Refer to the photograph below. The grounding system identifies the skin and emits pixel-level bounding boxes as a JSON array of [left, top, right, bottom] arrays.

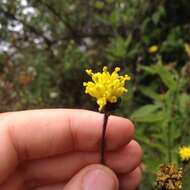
[[0, 109, 143, 190]]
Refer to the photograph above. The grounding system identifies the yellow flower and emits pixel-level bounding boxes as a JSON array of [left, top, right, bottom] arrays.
[[83, 66, 130, 111], [95, 1, 104, 9], [184, 43, 190, 57], [179, 146, 190, 161], [148, 45, 158, 54]]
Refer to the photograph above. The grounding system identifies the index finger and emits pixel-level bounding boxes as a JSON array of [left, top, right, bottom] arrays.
[[0, 109, 134, 182]]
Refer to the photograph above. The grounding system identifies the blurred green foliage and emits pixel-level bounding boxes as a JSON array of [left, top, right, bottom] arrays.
[[0, 0, 190, 189]]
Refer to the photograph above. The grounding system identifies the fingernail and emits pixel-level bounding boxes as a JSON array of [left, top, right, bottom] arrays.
[[83, 169, 115, 190]]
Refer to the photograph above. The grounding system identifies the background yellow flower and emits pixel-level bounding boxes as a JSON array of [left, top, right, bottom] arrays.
[[148, 45, 159, 54], [179, 146, 190, 161]]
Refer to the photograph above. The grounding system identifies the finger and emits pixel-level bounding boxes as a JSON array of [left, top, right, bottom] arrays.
[[107, 140, 142, 174], [1, 140, 142, 189], [119, 166, 142, 190], [63, 164, 119, 190], [33, 166, 143, 190], [0, 172, 66, 190], [33, 182, 66, 190], [20, 141, 142, 188], [0, 171, 25, 190], [29, 167, 143, 190], [0, 109, 134, 183]]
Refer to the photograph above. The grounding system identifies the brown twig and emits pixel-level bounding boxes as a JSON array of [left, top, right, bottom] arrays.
[[100, 112, 110, 164]]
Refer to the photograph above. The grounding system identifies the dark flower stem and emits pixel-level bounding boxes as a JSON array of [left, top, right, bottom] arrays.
[[100, 112, 110, 164]]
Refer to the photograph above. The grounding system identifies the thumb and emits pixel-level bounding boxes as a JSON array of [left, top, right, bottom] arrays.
[[64, 164, 119, 190]]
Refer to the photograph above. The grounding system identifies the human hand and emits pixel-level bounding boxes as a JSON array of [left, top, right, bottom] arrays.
[[0, 109, 142, 190]]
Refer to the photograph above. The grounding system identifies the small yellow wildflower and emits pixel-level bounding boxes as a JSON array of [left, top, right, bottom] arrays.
[[95, 1, 104, 9], [155, 164, 183, 190], [179, 146, 190, 161], [83, 66, 130, 111], [148, 45, 159, 54], [184, 43, 190, 58]]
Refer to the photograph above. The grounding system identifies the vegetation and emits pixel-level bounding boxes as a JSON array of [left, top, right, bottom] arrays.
[[0, 0, 190, 189]]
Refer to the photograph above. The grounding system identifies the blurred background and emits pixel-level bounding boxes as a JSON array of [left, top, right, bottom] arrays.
[[0, 0, 190, 189]]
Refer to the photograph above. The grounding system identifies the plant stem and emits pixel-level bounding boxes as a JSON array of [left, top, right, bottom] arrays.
[[167, 123, 172, 163], [100, 112, 110, 164], [182, 162, 190, 178]]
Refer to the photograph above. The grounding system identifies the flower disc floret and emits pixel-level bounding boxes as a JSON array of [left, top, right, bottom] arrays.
[[83, 66, 130, 111], [179, 146, 190, 161]]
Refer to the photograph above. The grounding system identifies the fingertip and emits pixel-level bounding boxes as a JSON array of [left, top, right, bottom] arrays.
[[119, 166, 143, 190], [64, 164, 119, 190], [106, 115, 135, 150], [106, 140, 143, 174]]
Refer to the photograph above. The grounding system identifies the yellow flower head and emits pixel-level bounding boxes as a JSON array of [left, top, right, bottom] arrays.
[[148, 45, 158, 54], [83, 66, 130, 111], [179, 146, 190, 161]]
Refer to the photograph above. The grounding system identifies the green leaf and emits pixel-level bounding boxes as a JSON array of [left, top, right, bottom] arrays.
[[139, 65, 157, 74], [179, 93, 190, 113], [131, 104, 165, 123], [152, 6, 166, 25], [133, 112, 165, 123], [140, 61, 177, 90], [106, 35, 132, 60], [139, 86, 161, 101], [131, 104, 161, 117], [156, 63, 177, 90]]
